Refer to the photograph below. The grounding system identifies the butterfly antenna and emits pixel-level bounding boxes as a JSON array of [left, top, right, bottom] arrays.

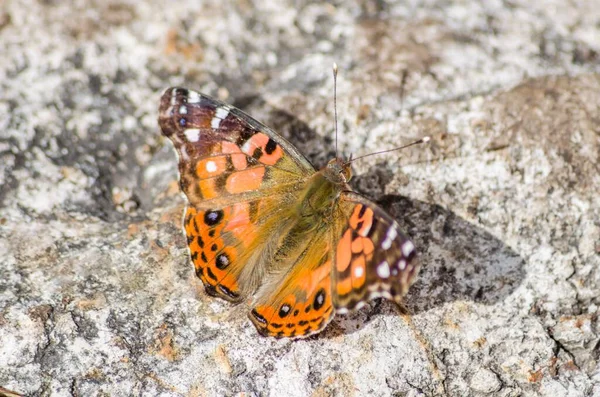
[[348, 136, 431, 164], [333, 62, 339, 159]]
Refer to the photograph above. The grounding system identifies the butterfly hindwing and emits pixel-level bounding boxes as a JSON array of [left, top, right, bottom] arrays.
[[159, 88, 315, 210], [184, 204, 250, 301], [248, 229, 335, 339], [332, 192, 420, 312]]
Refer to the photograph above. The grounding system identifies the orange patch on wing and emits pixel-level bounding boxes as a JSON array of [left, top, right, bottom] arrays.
[[221, 141, 247, 170], [362, 237, 375, 255], [260, 146, 283, 166], [336, 276, 353, 296], [224, 204, 256, 247], [357, 208, 373, 237], [349, 205, 374, 237], [351, 237, 363, 254], [253, 304, 276, 325], [336, 229, 352, 272], [242, 133, 283, 166], [225, 203, 250, 231], [199, 178, 219, 199], [196, 156, 227, 179], [225, 167, 265, 194], [242, 133, 268, 153], [301, 262, 330, 291], [351, 256, 367, 289], [250, 257, 333, 338], [217, 272, 240, 295]]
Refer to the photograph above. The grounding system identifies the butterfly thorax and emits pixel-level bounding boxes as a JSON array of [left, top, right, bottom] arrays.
[[293, 158, 352, 221]]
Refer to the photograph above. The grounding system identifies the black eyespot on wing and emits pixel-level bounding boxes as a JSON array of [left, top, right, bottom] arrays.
[[278, 304, 292, 318], [204, 210, 224, 226], [313, 288, 326, 311], [216, 253, 230, 270]]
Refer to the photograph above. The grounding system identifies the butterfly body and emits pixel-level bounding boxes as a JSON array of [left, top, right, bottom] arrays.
[[159, 87, 420, 338]]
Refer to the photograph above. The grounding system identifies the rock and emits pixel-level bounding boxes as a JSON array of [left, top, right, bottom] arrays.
[[470, 368, 502, 394], [1, 1, 599, 396]]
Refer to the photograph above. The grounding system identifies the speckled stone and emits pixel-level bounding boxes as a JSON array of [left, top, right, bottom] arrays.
[[1, 1, 599, 396]]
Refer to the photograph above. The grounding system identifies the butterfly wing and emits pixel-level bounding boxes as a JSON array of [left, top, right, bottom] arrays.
[[160, 88, 315, 301], [332, 192, 420, 312], [248, 228, 335, 339], [159, 88, 315, 209]]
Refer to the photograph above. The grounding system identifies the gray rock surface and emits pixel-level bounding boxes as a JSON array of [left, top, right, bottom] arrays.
[[1, 1, 599, 396]]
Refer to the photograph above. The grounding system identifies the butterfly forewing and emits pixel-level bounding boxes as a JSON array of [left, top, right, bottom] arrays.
[[159, 88, 314, 210], [332, 192, 420, 312]]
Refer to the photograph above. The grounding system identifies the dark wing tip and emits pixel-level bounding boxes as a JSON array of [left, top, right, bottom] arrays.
[[158, 87, 190, 138]]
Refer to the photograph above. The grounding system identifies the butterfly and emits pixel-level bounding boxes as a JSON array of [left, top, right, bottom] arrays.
[[158, 85, 421, 339]]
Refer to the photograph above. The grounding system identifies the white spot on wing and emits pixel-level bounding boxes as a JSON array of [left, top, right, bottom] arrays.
[[211, 106, 230, 130], [215, 106, 229, 119], [206, 160, 217, 173], [377, 261, 390, 278], [397, 259, 407, 270], [241, 139, 253, 153], [402, 241, 415, 257], [187, 91, 200, 103], [381, 227, 397, 250], [184, 129, 200, 142], [354, 266, 364, 278], [179, 105, 187, 114]]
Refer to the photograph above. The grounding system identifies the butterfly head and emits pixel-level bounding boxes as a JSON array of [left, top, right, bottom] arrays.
[[324, 157, 352, 185]]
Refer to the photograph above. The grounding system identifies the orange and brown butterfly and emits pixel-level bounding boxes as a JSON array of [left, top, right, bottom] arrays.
[[159, 75, 422, 339]]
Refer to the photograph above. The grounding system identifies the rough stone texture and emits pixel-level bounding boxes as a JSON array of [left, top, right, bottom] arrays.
[[1, 1, 599, 396]]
